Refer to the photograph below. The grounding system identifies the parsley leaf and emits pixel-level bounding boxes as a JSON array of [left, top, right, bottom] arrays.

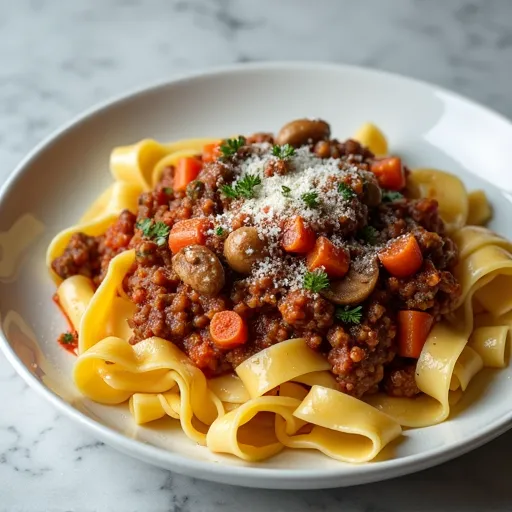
[[301, 191, 320, 209], [281, 185, 291, 197], [136, 218, 153, 237], [361, 226, 378, 245], [335, 306, 363, 324], [338, 182, 355, 200], [220, 136, 246, 158], [152, 222, 171, 246], [221, 174, 262, 199], [382, 190, 404, 202], [303, 269, 330, 293], [215, 226, 225, 236], [220, 184, 239, 199], [163, 187, 173, 195], [62, 332, 75, 344], [272, 144, 295, 160], [136, 219, 170, 247]]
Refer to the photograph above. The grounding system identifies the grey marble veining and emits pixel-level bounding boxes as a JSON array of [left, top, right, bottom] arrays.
[[1, 0, 512, 510]]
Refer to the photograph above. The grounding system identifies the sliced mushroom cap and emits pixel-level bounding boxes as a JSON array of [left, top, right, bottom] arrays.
[[172, 245, 225, 296], [276, 119, 331, 148], [321, 256, 379, 305]]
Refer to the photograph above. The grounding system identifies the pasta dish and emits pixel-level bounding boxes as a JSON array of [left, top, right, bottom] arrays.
[[47, 118, 510, 463]]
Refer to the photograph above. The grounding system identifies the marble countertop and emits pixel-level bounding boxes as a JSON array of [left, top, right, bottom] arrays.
[[2, 0, 512, 510]]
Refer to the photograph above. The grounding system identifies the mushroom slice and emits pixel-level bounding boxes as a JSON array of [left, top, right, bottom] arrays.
[[321, 256, 379, 305]]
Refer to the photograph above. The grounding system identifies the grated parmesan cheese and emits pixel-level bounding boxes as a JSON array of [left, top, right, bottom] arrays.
[[211, 145, 374, 292]]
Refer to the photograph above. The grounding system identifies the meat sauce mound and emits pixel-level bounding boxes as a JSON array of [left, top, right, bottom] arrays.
[[51, 120, 461, 399]]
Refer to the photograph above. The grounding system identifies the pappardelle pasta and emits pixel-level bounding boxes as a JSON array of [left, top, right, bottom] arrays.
[[47, 118, 509, 463]]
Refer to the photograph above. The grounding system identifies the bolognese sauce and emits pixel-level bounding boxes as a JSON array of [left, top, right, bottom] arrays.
[[51, 119, 461, 399]]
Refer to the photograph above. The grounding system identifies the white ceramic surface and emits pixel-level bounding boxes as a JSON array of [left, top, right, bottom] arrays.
[[1, 62, 511, 490]]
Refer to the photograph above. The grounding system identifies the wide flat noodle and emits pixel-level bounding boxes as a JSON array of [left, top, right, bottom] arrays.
[[368, 227, 512, 427], [470, 324, 510, 368], [74, 336, 223, 445], [56, 275, 95, 330], [408, 168, 468, 233], [79, 249, 136, 353], [110, 138, 217, 191], [206, 394, 301, 461], [277, 384, 401, 463], [467, 190, 493, 226], [235, 338, 330, 398], [206, 340, 401, 462]]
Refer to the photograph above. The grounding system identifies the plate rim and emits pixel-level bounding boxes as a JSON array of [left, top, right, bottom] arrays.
[[1, 61, 512, 489]]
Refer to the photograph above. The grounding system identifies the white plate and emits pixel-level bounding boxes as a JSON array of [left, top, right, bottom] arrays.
[[1, 62, 512, 490]]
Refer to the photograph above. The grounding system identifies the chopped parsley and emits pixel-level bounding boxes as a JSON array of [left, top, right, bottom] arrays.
[[335, 306, 363, 324], [215, 226, 225, 236], [337, 182, 355, 200], [382, 190, 404, 202], [272, 144, 295, 160], [281, 185, 291, 197], [303, 269, 330, 293], [361, 225, 378, 245], [61, 332, 75, 344], [163, 187, 173, 195], [221, 174, 262, 199], [301, 191, 320, 209], [136, 219, 170, 247], [136, 218, 153, 235], [219, 136, 246, 158]]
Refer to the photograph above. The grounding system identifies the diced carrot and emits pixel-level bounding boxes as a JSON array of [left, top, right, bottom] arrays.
[[202, 142, 221, 163], [168, 218, 210, 253], [173, 157, 202, 192], [397, 310, 434, 358], [210, 310, 248, 349], [282, 216, 316, 253], [378, 234, 423, 277], [371, 157, 405, 191], [307, 236, 350, 278]]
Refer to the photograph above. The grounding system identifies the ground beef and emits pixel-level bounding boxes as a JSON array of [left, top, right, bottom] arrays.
[[382, 360, 421, 397], [387, 259, 460, 318], [51, 232, 101, 281], [326, 294, 396, 397], [314, 138, 374, 162]]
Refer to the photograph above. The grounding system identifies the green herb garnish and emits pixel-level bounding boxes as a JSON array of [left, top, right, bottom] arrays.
[[301, 191, 320, 209], [215, 226, 225, 236], [272, 144, 295, 160], [337, 182, 355, 200], [136, 218, 153, 236], [221, 174, 262, 199], [281, 185, 291, 197], [219, 136, 246, 158], [382, 190, 404, 202], [136, 219, 170, 247], [163, 187, 173, 195], [361, 226, 378, 245], [335, 306, 363, 324], [62, 332, 75, 344], [303, 269, 330, 293]]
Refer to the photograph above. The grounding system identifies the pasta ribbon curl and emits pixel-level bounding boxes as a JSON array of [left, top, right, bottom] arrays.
[[206, 339, 402, 462]]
